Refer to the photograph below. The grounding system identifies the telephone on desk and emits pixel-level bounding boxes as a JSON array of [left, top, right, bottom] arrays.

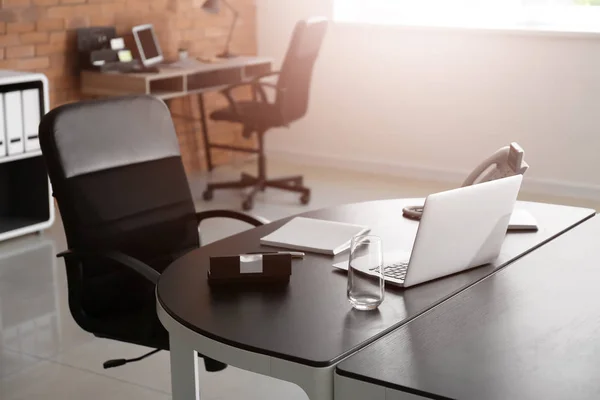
[[403, 142, 529, 220]]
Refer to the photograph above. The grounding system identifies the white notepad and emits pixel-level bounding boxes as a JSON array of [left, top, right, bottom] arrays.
[[260, 217, 370, 255]]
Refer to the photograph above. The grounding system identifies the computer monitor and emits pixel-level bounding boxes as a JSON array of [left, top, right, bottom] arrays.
[[132, 24, 163, 66]]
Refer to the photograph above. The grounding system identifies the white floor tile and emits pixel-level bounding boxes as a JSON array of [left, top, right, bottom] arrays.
[[0, 349, 42, 380], [0, 237, 94, 359], [53, 338, 308, 399], [0, 360, 171, 400]]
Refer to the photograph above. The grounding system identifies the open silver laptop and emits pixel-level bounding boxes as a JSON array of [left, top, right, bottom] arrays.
[[333, 175, 523, 288]]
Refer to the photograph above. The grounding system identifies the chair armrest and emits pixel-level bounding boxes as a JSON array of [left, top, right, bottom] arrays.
[[222, 80, 280, 94], [251, 71, 281, 82], [220, 71, 283, 107], [57, 249, 160, 285], [259, 82, 278, 90], [250, 71, 281, 100], [195, 210, 269, 227], [222, 71, 280, 93]]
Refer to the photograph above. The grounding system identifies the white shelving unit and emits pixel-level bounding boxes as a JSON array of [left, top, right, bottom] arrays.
[[0, 71, 54, 242]]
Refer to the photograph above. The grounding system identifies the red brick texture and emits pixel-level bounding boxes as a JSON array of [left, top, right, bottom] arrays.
[[0, 0, 257, 172]]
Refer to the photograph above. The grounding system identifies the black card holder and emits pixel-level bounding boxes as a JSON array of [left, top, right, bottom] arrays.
[[208, 253, 292, 286]]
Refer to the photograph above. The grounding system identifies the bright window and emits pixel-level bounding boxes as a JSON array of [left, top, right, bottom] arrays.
[[334, 0, 600, 33]]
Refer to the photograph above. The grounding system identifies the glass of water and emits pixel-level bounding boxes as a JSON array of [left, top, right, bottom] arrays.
[[347, 235, 384, 311]]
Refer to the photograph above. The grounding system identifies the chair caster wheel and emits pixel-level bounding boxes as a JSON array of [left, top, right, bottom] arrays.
[[300, 193, 310, 205], [242, 199, 253, 211], [203, 190, 213, 201]]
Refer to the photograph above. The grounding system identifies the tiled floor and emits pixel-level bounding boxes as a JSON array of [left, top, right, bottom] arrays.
[[0, 159, 597, 400]]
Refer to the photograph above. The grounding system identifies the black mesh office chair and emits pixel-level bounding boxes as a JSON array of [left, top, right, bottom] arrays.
[[39, 95, 266, 371], [202, 17, 328, 211]]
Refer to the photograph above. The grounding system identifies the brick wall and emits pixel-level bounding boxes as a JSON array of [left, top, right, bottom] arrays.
[[0, 0, 257, 172]]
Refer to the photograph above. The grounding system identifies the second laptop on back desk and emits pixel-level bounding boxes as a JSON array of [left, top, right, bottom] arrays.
[[333, 175, 524, 288]]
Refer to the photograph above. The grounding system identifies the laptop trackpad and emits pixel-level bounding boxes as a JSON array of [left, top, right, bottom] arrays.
[[333, 250, 411, 272]]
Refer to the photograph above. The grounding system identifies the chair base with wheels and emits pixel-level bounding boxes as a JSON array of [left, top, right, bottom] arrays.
[[203, 173, 311, 211], [202, 131, 311, 211]]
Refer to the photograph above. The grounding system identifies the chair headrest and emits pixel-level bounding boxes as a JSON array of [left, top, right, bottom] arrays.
[[294, 17, 328, 59], [40, 95, 180, 179]]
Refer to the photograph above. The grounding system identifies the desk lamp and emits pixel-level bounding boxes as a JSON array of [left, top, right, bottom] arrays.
[[202, 0, 239, 58]]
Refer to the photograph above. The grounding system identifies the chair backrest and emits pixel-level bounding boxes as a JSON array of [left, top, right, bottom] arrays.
[[276, 17, 328, 124], [39, 95, 199, 316]]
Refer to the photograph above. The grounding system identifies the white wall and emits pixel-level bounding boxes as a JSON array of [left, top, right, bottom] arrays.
[[257, 0, 600, 199]]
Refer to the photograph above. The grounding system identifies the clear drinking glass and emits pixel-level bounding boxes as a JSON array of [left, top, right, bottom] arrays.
[[347, 235, 384, 310]]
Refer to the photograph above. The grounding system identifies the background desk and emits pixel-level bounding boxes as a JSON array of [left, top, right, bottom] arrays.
[[336, 214, 600, 400], [80, 57, 272, 171], [156, 199, 594, 400], [80, 57, 272, 100]]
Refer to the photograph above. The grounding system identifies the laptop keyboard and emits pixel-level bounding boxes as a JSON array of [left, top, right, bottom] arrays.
[[370, 262, 409, 281]]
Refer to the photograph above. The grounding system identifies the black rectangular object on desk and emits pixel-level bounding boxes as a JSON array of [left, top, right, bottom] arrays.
[[208, 253, 291, 286], [90, 48, 119, 64]]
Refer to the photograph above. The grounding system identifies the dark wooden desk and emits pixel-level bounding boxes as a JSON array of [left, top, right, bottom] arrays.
[[336, 214, 600, 400], [156, 199, 595, 400]]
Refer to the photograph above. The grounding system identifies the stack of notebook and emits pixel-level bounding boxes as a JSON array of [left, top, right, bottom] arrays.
[[260, 217, 370, 255]]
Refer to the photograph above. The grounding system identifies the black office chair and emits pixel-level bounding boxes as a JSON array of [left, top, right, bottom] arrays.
[[202, 17, 328, 211], [39, 95, 267, 371]]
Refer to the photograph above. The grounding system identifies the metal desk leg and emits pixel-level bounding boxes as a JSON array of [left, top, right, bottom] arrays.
[[170, 335, 200, 400], [197, 93, 214, 172], [270, 357, 335, 400]]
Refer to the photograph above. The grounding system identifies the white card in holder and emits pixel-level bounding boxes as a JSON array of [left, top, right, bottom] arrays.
[[240, 254, 264, 274]]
